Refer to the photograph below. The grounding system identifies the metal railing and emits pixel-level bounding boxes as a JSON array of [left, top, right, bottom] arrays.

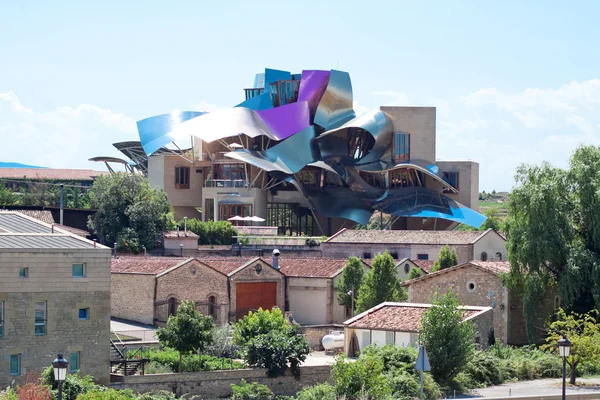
[[112, 329, 158, 342], [204, 179, 249, 188]]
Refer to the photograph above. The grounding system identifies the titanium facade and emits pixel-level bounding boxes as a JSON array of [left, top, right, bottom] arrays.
[[137, 69, 485, 234]]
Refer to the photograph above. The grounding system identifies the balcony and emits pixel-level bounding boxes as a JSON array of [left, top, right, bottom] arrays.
[[204, 179, 249, 188], [244, 88, 264, 100]]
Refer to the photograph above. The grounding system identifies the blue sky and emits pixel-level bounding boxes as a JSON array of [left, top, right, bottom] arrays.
[[2, 0, 600, 191]]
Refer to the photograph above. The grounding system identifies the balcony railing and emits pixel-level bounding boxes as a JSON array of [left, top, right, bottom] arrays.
[[204, 179, 249, 188]]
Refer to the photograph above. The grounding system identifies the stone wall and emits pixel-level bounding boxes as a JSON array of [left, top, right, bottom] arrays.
[[110, 366, 332, 398], [301, 325, 344, 350], [111, 273, 155, 325], [407, 264, 507, 344]]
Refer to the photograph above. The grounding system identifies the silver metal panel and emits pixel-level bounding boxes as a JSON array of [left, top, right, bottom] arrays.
[[0, 213, 52, 233], [0, 235, 95, 249], [313, 70, 355, 130]]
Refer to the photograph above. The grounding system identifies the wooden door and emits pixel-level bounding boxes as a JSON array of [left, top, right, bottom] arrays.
[[236, 282, 277, 319]]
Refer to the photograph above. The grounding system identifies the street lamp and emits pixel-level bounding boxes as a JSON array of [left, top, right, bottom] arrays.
[[347, 287, 354, 318], [52, 354, 69, 400], [558, 335, 571, 400]]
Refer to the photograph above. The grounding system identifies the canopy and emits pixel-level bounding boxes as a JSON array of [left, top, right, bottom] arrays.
[[247, 216, 265, 222], [227, 216, 245, 221]]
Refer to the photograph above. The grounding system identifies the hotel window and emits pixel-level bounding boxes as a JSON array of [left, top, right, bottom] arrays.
[[35, 301, 47, 335], [72, 263, 86, 277], [417, 254, 429, 260], [394, 133, 410, 161], [0, 301, 3, 337], [10, 354, 20, 375], [443, 171, 459, 192], [70, 352, 80, 373], [19, 267, 28, 278], [175, 167, 190, 189], [219, 204, 252, 221], [79, 308, 89, 320]]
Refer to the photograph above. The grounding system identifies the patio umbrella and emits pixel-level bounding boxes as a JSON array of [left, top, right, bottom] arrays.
[[247, 216, 266, 222], [227, 216, 244, 221]]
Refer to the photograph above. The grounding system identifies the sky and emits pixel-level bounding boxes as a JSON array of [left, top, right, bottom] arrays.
[[2, 0, 600, 192]]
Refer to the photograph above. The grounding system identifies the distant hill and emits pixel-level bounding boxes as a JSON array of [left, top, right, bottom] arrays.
[[479, 191, 509, 217], [0, 162, 45, 169]]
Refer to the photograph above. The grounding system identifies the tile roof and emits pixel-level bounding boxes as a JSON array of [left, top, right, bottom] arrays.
[[411, 259, 435, 273], [163, 230, 199, 239], [402, 260, 511, 286], [0, 168, 108, 181], [199, 257, 259, 275], [111, 256, 193, 274], [278, 258, 350, 278], [325, 228, 489, 245], [346, 302, 488, 332]]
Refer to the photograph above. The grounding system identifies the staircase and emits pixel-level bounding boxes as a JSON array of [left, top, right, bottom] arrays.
[[110, 334, 148, 376]]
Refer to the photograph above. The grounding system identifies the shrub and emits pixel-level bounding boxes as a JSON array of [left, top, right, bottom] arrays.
[[136, 391, 177, 400], [230, 379, 273, 400], [128, 347, 245, 372], [233, 308, 288, 346], [180, 219, 237, 245], [205, 325, 238, 358], [294, 383, 336, 400], [41, 367, 99, 400], [77, 388, 136, 400], [332, 354, 392, 399], [0, 387, 18, 400], [16, 382, 53, 400], [144, 361, 173, 375]]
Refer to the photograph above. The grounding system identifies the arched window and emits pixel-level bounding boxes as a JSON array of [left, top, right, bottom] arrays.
[[168, 297, 179, 317], [208, 295, 217, 320], [481, 252, 488, 261], [495, 252, 502, 260], [404, 264, 410, 274]]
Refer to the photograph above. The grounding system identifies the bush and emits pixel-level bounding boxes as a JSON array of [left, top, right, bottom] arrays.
[[144, 361, 173, 375], [230, 379, 273, 400], [128, 347, 245, 372], [294, 383, 336, 400], [41, 367, 99, 400], [0, 387, 18, 400], [77, 388, 136, 400], [136, 391, 177, 400], [180, 219, 237, 245], [332, 354, 392, 399], [205, 325, 238, 358], [233, 308, 288, 346]]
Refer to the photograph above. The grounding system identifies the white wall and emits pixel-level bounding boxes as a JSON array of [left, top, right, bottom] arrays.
[[473, 230, 508, 261], [287, 277, 328, 325], [394, 332, 412, 347]]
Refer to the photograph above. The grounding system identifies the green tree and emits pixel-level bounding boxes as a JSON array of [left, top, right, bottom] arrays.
[[355, 252, 406, 312], [178, 218, 237, 245], [0, 181, 17, 206], [541, 308, 600, 384], [420, 291, 475, 384], [332, 354, 392, 399], [230, 379, 273, 400], [87, 173, 172, 251], [430, 244, 458, 272], [505, 145, 600, 340], [232, 308, 288, 346], [156, 300, 215, 372], [407, 267, 423, 280], [336, 256, 365, 312]]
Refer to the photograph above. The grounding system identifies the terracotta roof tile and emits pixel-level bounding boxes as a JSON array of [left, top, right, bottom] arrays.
[[411, 259, 435, 273], [402, 260, 511, 286], [163, 230, 199, 239], [469, 260, 511, 274], [199, 257, 258, 275], [326, 228, 489, 245], [347, 302, 483, 332], [278, 258, 349, 278], [111, 256, 192, 274], [0, 168, 108, 181]]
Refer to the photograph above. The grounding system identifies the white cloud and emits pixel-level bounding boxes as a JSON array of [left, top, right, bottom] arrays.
[[353, 101, 370, 117], [371, 90, 410, 106], [0, 91, 138, 170]]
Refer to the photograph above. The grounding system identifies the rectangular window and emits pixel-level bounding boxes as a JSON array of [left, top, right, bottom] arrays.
[[72, 263, 85, 277], [78, 308, 89, 320], [394, 133, 410, 161], [443, 171, 459, 192], [363, 252, 372, 259], [175, 167, 190, 189], [19, 267, 28, 278], [0, 301, 3, 337], [417, 254, 429, 260], [70, 352, 80, 373], [390, 252, 398, 260], [218, 204, 252, 221], [10, 354, 20, 375], [204, 198, 215, 222], [386, 331, 395, 345], [35, 301, 47, 335]]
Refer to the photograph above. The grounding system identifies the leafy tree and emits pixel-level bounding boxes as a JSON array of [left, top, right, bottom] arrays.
[[430, 244, 458, 272], [541, 308, 600, 384], [156, 300, 215, 372], [230, 379, 273, 400], [0, 181, 17, 206], [178, 218, 237, 245], [331, 354, 392, 399], [505, 146, 600, 340], [87, 173, 172, 250], [480, 208, 503, 231], [336, 256, 365, 312], [407, 267, 423, 280], [233, 308, 288, 346], [355, 252, 406, 312], [420, 291, 475, 384], [245, 324, 310, 377]]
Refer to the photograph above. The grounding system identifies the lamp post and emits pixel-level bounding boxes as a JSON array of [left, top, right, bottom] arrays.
[[558, 335, 571, 400], [347, 287, 354, 318], [52, 354, 69, 400]]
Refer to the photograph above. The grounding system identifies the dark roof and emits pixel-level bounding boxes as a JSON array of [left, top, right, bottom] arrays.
[[411, 259, 435, 273], [111, 257, 194, 275], [0, 168, 108, 181], [163, 230, 199, 239], [278, 258, 351, 278], [325, 228, 492, 245], [402, 260, 511, 286], [345, 302, 489, 332]]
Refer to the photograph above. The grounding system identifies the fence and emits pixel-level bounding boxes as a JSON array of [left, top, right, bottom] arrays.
[[112, 329, 157, 342]]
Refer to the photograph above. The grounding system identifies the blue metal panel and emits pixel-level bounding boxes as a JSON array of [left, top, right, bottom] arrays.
[[236, 92, 273, 110], [314, 70, 355, 130], [137, 111, 204, 155]]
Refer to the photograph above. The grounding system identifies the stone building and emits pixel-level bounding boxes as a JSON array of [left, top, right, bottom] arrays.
[[402, 260, 555, 345], [322, 228, 507, 265], [343, 302, 493, 356], [0, 211, 111, 386]]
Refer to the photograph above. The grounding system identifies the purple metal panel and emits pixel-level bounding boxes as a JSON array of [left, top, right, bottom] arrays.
[[297, 70, 330, 117], [255, 101, 311, 141]]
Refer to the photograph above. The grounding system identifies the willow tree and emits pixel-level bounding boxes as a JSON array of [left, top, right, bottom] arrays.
[[505, 145, 600, 342]]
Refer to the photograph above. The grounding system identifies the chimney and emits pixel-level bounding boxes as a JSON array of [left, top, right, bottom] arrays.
[[272, 249, 280, 270], [113, 242, 117, 258], [93, 239, 97, 248], [51, 224, 54, 233]]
